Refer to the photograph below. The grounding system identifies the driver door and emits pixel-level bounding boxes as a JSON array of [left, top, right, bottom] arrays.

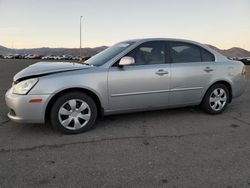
[[107, 41, 171, 112]]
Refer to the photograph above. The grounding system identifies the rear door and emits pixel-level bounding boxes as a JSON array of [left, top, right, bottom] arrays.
[[168, 41, 216, 106], [108, 41, 171, 112]]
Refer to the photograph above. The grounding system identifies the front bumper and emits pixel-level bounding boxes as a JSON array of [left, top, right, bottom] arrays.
[[5, 88, 51, 123]]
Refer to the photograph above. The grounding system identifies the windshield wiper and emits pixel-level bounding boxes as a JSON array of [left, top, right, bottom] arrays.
[[83, 62, 94, 66]]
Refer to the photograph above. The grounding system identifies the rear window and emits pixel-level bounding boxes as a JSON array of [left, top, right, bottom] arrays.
[[170, 43, 201, 63], [169, 42, 215, 63]]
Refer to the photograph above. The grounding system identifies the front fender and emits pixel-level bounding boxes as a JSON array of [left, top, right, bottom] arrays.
[[29, 69, 108, 109]]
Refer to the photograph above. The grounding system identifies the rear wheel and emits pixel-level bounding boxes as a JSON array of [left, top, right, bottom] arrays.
[[202, 84, 229, 114], [50, 92, 97, 134]]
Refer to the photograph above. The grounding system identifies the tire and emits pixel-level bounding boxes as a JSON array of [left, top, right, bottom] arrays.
[[50, 92, 97, 134], [201, 84, 230, 114]]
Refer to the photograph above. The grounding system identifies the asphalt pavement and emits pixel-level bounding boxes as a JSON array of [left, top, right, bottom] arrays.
[[0, 59, 250, 188]]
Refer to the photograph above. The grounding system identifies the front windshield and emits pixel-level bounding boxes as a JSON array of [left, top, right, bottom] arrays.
[[85, 41, 135, 66]]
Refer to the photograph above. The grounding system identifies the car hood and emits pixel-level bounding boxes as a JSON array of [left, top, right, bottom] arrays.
[[14, 61, 92, 82]]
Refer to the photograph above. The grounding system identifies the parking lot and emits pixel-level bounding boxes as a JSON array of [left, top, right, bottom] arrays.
[[0, 59, 250, 187]]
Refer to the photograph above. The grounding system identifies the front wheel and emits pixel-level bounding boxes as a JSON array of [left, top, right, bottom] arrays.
[[202, 84, 230, 114], [50, 92, 97, 134]]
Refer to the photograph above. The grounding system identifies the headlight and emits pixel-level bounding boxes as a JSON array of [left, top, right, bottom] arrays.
[[13, 78, 39, 95]]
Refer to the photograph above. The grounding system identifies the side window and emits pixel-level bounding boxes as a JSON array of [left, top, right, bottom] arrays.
[[201, 49, 215, 62], [169, 42, 201, 63], [127, 42, 165, 65]]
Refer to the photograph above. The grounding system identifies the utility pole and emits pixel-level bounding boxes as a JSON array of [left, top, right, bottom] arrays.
[[80, 16, 83, 61]]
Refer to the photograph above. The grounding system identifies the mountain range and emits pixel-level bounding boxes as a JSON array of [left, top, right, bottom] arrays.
[[207, 45, 250, 58], [0, 44, 250, 58], [0, 45, 108, 57]]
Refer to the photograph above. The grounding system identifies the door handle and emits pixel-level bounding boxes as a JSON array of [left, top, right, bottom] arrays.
[[155, 69, 169, 76], [204, 67, 214, 73]]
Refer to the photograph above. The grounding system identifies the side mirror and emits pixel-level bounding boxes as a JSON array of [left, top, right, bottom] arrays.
[[118, 56, 135, 66]]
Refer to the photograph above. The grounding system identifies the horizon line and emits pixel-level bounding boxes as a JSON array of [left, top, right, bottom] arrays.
[[1, 44, 250, 52]]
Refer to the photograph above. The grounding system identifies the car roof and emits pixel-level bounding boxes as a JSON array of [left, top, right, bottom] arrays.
[[122, 38, 205, 46]]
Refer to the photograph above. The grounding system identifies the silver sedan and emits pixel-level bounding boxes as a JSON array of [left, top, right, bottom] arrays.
[[5, 38, 247, 134]]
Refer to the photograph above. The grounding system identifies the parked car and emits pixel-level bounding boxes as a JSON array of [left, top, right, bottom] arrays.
[[64, 55, 74, 60], [82, 56, 91, 61], [4, 54, 14, 59], [5, 38, 247, 134], [52, 55, 61, 60], [239, 57, 250, 65], [13, 54, 23, 59], [48, 55, 57, 60], [42, 55, 75, 60], [0, 55, 4, 59], [25, 54, 42, 59], [72, 56, 81, 61], [41, 55, 50, 60]]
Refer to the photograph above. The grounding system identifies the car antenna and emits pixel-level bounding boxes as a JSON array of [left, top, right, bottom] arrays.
[[79, 16, 83, 64]]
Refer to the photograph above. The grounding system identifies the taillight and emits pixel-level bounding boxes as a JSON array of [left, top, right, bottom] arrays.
[[241, 66, 247, 76]]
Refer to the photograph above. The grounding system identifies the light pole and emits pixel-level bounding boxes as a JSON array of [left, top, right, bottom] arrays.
[[80, 16, 83, 60]]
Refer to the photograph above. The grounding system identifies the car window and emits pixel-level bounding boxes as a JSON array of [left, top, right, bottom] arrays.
[[127, 42, 166, 65], [169, 42, 201, 63], [201, 49, 215, 62]]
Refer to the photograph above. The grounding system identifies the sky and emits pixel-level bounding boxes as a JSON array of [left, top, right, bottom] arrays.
[[0, 0, 249, 50]]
